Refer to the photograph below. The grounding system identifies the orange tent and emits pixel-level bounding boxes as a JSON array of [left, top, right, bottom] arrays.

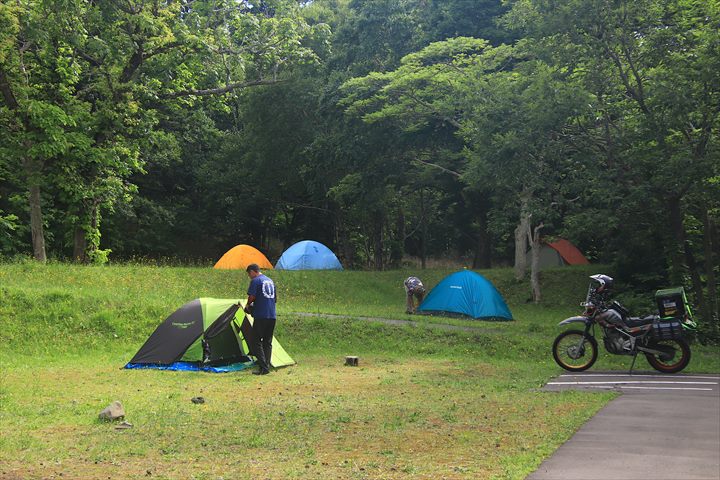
[[546, 239, 589, 265], [214, 244, 274, 270], [526, 238, 590, 269]]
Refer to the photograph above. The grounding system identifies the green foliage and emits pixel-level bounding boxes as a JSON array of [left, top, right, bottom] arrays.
[[341, 37, 493, 130], [0, 0, 324, 261], [0, 211, 19, 255]]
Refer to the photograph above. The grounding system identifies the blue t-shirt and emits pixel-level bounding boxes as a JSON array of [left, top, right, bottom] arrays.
[[247, 274, 276, 319]]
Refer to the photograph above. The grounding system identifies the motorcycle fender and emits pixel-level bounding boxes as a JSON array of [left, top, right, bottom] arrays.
[[558, 316, 590, 326]]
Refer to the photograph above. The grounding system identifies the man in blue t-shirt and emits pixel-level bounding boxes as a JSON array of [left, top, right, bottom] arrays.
[[244, 263, 277, 375]]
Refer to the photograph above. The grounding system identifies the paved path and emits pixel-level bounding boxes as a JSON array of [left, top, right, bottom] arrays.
[[528, 372, 720, 480]]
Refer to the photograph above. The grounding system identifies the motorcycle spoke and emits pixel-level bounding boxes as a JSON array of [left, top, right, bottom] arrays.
[[645, 339, 690, 373], [555, 333, 595, 370]]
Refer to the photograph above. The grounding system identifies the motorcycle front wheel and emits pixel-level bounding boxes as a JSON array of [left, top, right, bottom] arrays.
[[552, 329, 598, 372], [645, 338, 691, 373]]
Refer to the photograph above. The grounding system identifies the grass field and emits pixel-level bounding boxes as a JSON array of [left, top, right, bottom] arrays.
[[1, 262, 718, 479]]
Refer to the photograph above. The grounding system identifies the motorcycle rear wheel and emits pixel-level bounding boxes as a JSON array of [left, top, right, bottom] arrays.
[[645, 338, 691, 373], [552, 329, 598, 372]]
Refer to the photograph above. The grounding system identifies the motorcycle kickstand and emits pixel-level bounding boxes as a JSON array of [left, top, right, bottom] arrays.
[[628, 353, 638, 375]]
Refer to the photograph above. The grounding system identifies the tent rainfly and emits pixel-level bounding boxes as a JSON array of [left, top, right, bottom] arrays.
[[417, 270, 513, 320], [275, 240, 343, 270], [525, 238, 590, 270], [125, 298, 294, 372], [214, 244, 273, 270]]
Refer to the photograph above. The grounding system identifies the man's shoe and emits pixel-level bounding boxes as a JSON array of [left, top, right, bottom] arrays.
[[252, 370, 270, 375]]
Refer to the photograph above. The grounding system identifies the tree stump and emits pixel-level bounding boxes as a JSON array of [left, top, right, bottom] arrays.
[[344, 356, 359, 366]]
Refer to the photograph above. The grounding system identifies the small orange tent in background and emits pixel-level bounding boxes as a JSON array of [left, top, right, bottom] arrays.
[[526, 238, 590, 269], [546, 238, 589, 265], [214, 244, 274, 270]]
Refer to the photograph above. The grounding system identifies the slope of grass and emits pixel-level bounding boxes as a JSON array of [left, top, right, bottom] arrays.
[[0, 262, 611, 344], [0, 262, 717, 480]]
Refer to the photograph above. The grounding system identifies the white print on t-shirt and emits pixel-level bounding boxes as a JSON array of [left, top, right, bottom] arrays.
[[262, 280, 275, 299]]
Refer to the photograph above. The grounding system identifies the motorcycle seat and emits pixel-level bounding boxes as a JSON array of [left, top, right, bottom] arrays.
[[625, 315, 657, 328]]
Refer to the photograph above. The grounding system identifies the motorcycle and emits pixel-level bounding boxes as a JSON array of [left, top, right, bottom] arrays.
[[552, 274, 692, 374]]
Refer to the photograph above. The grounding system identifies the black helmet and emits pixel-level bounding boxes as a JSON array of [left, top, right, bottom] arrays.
[[589, 274, 613, 293]]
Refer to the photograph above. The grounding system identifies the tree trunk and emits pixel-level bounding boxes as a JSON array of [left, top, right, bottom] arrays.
[[28, 183, 47, 262], [683, 238, 707, 323], [73, 199, 104, 263], [336, 212, 354, 268], [389, 207, 404, 268], [331, 203, 340, 258], [372, 212, 384, 271], [3, 71, 47, 262], [703, 209, 718, 335], [420, 189, 427, 270], [73, 226, 88, 263], [668, 196, 709, 321], [87, 201, 100, 260], [514, 198, 531, 280], [472, 206, 491, 269], [667, 196, 687, 285], [528, 222, 544, 303], [5, 73, 46, 262]]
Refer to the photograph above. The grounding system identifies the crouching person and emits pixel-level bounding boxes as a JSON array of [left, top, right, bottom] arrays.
[[404, 276, 425, 314]]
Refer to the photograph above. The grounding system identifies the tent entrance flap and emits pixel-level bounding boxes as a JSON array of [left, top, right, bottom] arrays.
[[180, 325, 247, 364]]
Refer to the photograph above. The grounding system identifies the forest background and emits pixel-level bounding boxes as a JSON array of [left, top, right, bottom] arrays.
[[0, 0, 717, 337]]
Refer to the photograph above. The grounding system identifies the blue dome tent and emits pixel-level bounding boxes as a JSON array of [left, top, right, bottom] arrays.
[[275, 240, 343, 270], [417, 270, 513, 320]]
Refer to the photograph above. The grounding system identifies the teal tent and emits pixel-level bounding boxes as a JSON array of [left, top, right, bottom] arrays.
[[417, 271, 513, 320]]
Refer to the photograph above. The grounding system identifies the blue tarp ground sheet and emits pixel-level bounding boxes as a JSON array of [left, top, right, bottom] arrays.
[[124, 361, 255, 373]]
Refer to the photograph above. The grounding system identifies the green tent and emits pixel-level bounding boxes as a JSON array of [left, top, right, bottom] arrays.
[[125, 298, 294, 371]]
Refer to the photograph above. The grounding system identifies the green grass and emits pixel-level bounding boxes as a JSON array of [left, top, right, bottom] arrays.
[[0, 262, 718, 479]]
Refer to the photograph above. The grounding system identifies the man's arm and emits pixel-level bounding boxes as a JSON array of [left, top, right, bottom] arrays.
[[245, 294, 256, 313]]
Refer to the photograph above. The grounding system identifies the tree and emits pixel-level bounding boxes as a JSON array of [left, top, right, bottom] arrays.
[[460, 56, 592, 299], [0, 0, 322, 262], [506, 0, 720, 318], [340, 38, 501, 267], [341, 38, 591, 292]]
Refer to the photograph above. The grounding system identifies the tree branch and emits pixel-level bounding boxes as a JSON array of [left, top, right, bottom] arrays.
[[602, 42, 651, 116], [285, 202, 331, 213], [404, 90, 462, 129], [145, 41, 184, 60], [618, 35, 649, 113], [120, 42, 144, 83], [527, 222, 544, 246], [73, 47, 103, 68], [159, 78, 283, 99], [19, 41, 33, 54], [412, 157, 462, 178]]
